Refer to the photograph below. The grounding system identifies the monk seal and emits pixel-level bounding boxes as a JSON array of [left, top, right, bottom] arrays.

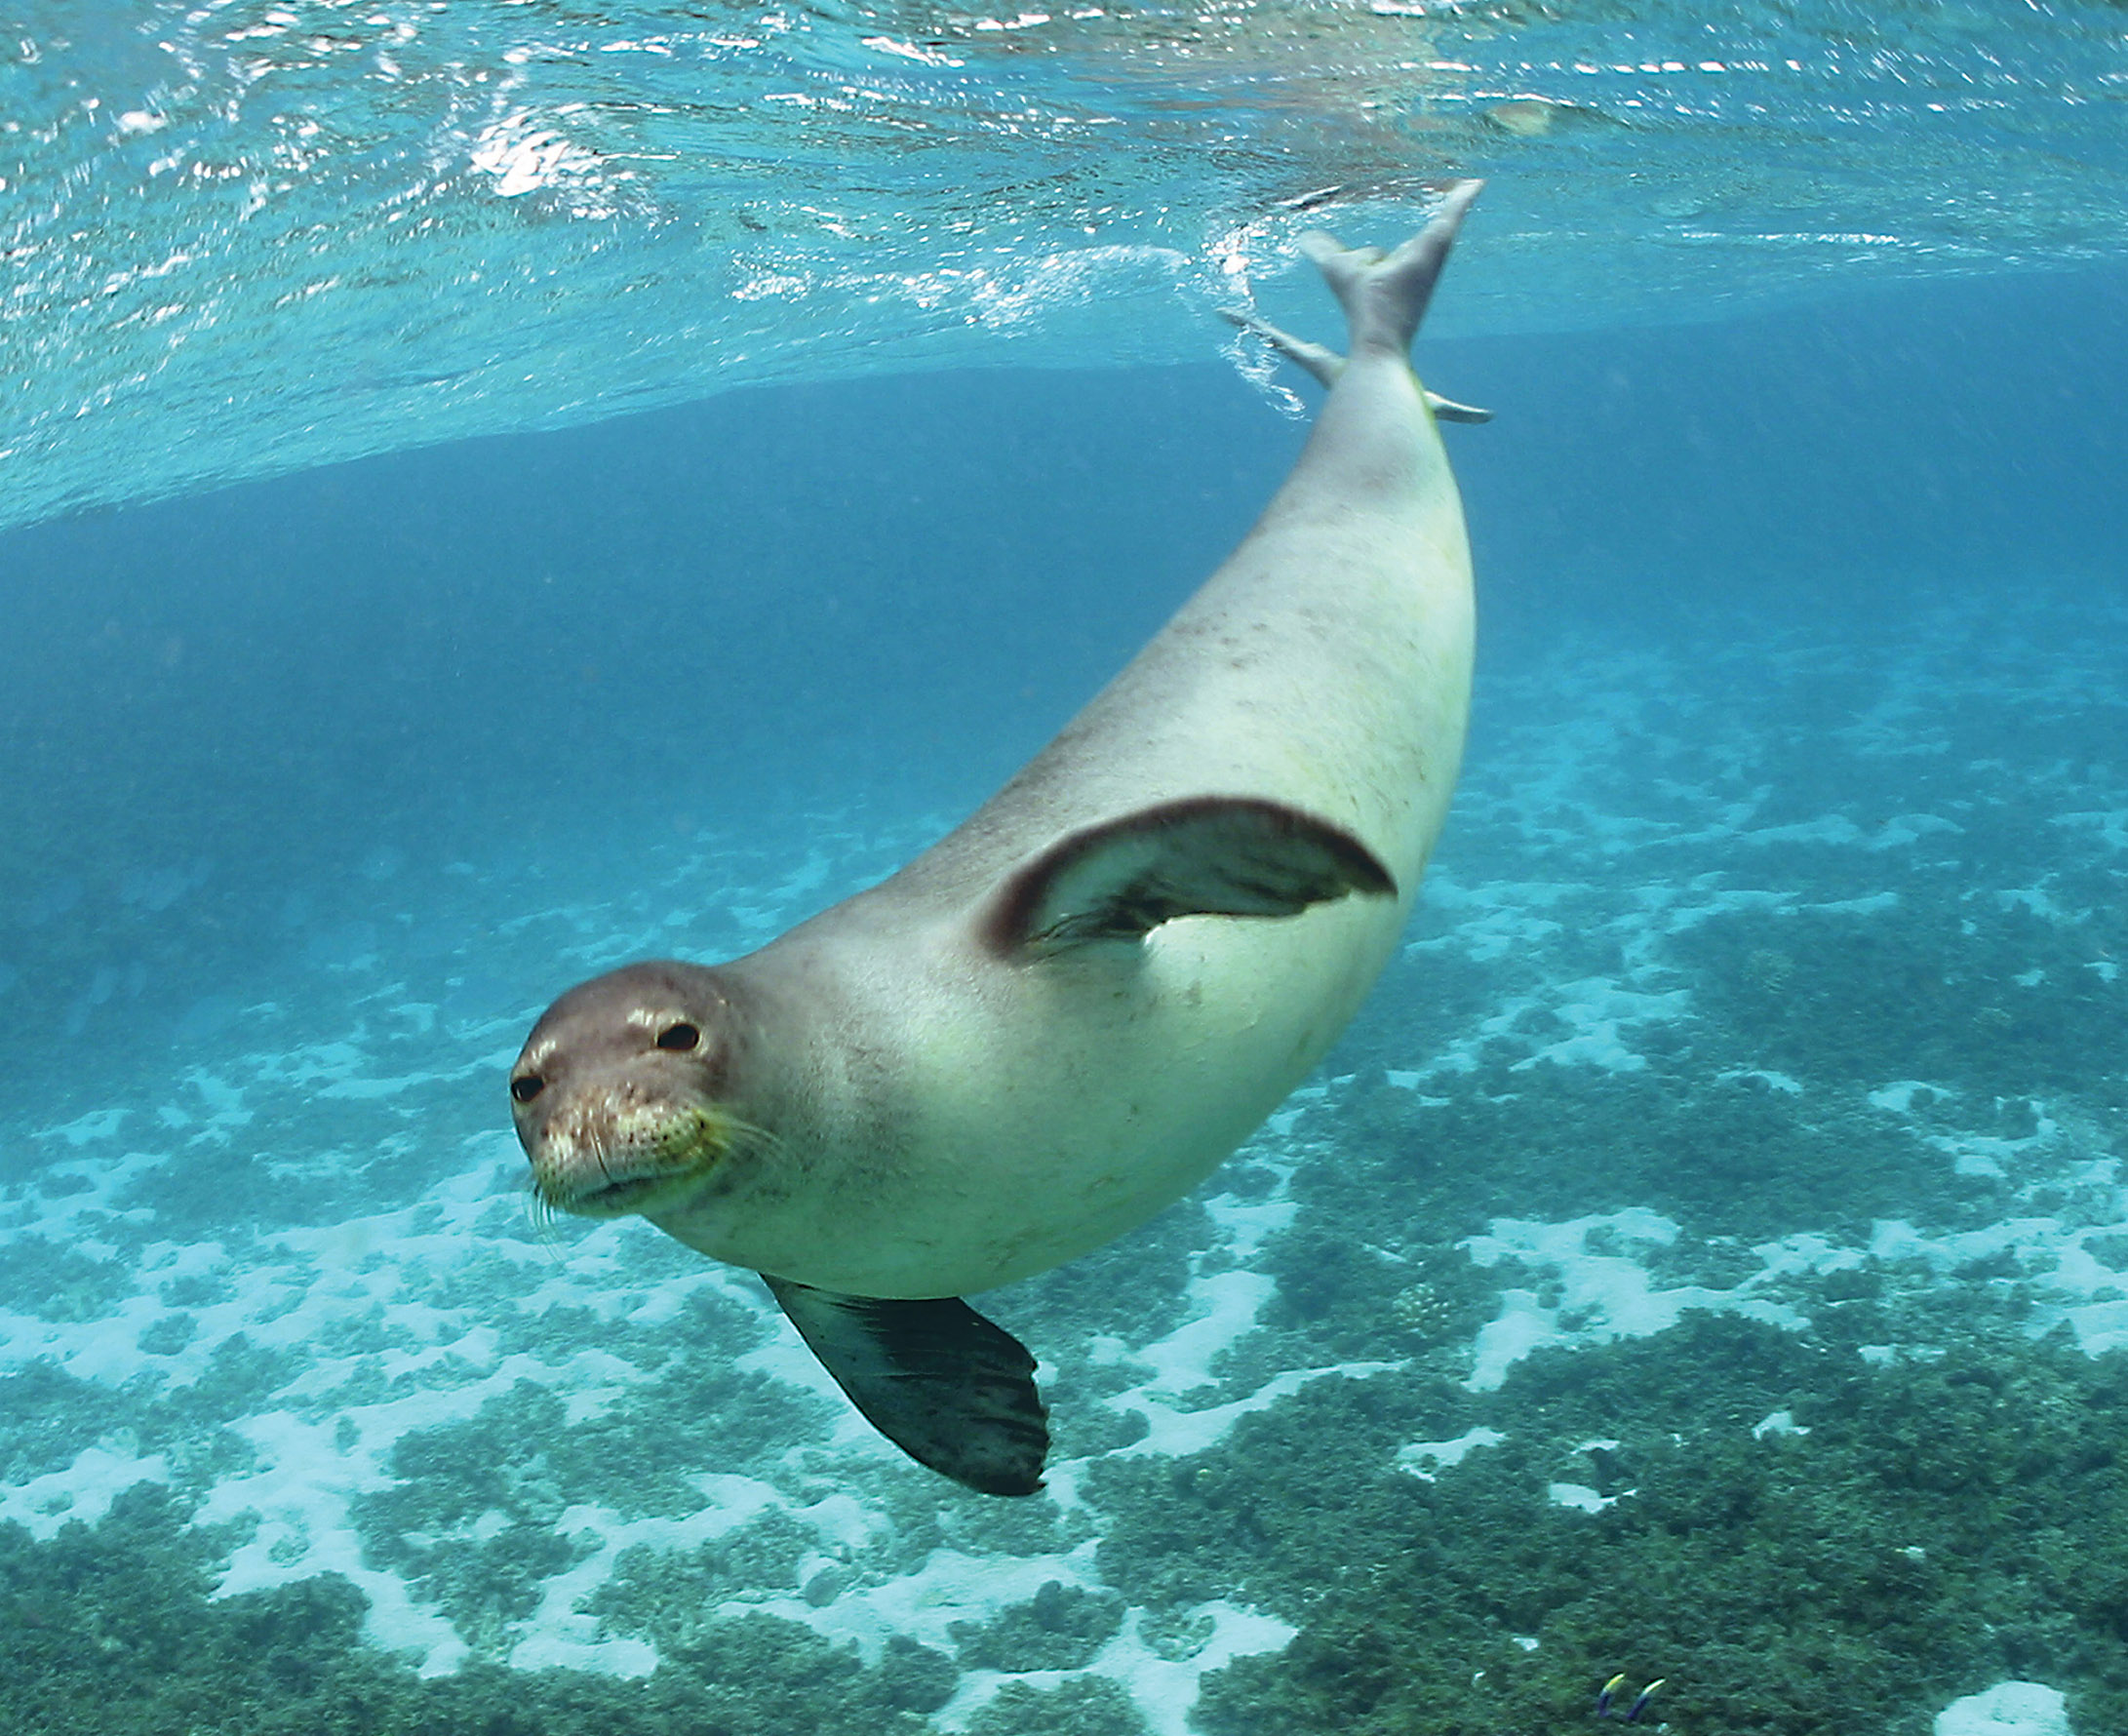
[[509, 180, 1485, 1495]]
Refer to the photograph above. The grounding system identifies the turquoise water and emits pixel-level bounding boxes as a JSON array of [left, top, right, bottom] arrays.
[[3, 6, 2127, 1734]]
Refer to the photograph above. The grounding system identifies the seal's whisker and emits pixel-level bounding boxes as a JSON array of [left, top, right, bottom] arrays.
[[718, 1110, 786, 1165], [531, 1200, 571, 1263], [517, 1177, 573, 1266]]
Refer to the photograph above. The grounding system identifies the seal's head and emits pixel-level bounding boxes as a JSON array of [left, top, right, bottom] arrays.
[[509, 960, 756, 1219]]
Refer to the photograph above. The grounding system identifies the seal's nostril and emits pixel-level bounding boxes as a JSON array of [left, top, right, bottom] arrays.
[[655, 1021, 701, 1052], [510, 1074, 544, 1104]]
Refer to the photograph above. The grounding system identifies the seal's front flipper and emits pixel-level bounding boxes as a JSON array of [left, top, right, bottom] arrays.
[[764, 1276, 1049, 1496], [1425, 392, 1493, 424], [1223, 307, 1344, 388], [985, 795, 1396, 959], [1224, 307, 1491, 421]]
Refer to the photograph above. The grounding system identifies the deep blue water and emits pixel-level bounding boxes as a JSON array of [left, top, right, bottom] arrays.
[[5, 259, 2123, 1082], [2, 251, 2126, 1735]]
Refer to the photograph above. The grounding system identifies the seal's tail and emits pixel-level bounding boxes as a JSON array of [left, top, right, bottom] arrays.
[[1302, 178, 1482, 359], [1225, 179, 1490, 419]]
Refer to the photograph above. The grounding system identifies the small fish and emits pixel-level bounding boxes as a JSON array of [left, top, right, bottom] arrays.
[[1596, 1675, 1665, 1721]]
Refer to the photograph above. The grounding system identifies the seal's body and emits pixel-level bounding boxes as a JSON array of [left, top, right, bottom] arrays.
[[510, 182, 1484, 1494]]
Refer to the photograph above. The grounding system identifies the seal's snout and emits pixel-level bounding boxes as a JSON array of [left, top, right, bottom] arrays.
[[526, 1085, 724, 1218], [507, 959, 746, 1220]]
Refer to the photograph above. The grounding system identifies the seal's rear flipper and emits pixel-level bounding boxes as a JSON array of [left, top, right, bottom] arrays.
[[1224, 180, 1490, 416], [764, 1275, 1049, 1496], [1224, 307, 1492, 421], [1302, 178, 1482, 360], [984, 795, 1396, 959]]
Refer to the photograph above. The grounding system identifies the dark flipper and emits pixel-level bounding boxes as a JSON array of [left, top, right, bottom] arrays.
[[983, 795, 1396, 960], [763, 1275, 1049, 1496]]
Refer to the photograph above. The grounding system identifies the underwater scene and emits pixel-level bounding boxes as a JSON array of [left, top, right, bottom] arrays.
[[4, 5, 2127, 1735]]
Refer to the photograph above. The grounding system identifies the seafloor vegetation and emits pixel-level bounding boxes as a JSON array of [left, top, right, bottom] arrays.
[[9, 1307, 2128, 1735], [3, 597, 2125, 1734]]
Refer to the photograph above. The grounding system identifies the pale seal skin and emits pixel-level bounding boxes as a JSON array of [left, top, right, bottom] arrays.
[[510, 180, 1485, 1496]]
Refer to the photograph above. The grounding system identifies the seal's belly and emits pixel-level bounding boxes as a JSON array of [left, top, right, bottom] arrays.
[[765, 893, 1399, 1297]]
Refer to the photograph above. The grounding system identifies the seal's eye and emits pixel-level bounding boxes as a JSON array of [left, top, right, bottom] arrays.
[[510, 1074, 544, 1104], [655, 1021, 701, 1052]]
